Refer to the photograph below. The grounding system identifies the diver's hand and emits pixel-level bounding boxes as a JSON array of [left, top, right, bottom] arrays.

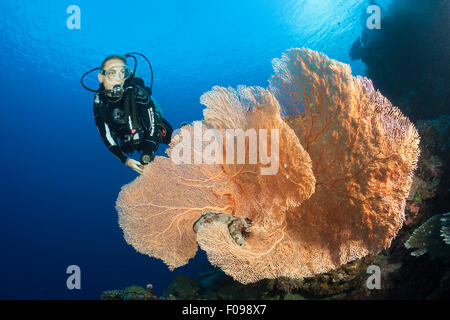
[[126, 158, 145, 175]]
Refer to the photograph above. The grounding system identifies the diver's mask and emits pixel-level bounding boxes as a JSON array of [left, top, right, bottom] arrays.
[[100, 64, 132, 98], [100, 64, 132, 82]]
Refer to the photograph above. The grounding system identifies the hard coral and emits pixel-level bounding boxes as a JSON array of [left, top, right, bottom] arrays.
[[405, 212, 450, 258]]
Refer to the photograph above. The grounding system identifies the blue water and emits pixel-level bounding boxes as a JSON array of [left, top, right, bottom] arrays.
[[0, 0, 388, 299]]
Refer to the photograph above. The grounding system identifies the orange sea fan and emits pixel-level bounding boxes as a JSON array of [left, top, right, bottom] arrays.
[[115, 48, 420, 284]]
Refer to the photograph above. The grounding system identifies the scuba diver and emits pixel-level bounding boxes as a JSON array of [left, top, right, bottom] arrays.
[[81, 53, 173, 174]]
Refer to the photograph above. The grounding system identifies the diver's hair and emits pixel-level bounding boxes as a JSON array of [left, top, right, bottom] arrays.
[[100, 54, 127, 70]]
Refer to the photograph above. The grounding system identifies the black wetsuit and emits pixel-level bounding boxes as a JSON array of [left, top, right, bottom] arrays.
[[93, 77, 172, 165]]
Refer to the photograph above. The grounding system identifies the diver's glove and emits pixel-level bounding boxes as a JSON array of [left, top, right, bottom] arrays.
[[126, 158, 145, 175]]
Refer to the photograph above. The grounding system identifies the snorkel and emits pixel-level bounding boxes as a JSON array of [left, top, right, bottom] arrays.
[[80, 52, 154, 98]]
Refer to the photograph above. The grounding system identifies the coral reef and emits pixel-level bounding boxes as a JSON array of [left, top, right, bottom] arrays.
[[101, 284, 158, 300], [404, 115, 450, 226], [163, 275, 202, 300], [115, 48, 420, 284], [404, 212, 450, 258]]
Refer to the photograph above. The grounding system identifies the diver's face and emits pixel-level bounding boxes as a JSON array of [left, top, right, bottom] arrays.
[[98, 58, 127, 95]]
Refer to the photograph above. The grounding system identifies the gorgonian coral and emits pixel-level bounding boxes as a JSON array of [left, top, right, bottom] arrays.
[[116, 48, 420, 284]]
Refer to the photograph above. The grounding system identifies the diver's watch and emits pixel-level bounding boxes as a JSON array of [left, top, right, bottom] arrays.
[[140, 154, 154, 165]]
